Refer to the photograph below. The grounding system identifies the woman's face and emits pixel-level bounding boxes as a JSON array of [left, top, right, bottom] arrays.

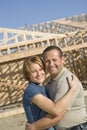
[[29, 63, 45, 85]]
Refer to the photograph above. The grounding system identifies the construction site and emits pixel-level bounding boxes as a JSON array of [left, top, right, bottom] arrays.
[[0, 14, 87, 130]]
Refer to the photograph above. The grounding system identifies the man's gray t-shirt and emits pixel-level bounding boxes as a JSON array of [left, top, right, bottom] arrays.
[[46, 67, 87, 129]]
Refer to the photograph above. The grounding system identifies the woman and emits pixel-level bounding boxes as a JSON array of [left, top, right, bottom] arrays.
[[22, 56, 79, 130]]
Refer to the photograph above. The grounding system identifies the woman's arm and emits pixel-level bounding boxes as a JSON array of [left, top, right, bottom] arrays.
[[32, 75, 79, 116]]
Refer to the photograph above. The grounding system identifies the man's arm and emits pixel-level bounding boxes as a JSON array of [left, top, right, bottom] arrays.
[[25, 111, 65, 130]]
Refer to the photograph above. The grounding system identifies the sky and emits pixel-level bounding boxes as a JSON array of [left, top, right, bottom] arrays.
[[0, 0, 87, 28]]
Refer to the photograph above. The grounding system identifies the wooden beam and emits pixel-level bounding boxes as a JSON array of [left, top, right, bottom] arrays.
[[0, 43, 87, 63]]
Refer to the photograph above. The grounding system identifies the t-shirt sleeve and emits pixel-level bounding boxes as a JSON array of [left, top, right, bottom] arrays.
[[25, 85, 42, 103], [54, 77, 69, 101]]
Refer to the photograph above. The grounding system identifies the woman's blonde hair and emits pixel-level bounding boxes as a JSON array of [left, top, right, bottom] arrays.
[[23, 56, 45, 80]]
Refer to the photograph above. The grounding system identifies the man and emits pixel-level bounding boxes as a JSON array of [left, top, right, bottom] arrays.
[[26, 46, 87, 130]]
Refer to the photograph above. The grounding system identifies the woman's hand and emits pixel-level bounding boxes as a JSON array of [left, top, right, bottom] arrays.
[[67, 75, 79, 91]]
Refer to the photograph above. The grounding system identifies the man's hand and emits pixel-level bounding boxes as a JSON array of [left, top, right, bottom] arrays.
[[25, 122, 42, 130], [25, 123, 31, 130], [25, 123, 36, 130]]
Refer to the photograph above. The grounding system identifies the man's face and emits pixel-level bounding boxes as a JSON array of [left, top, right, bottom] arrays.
[[43, 49, 64, 78]]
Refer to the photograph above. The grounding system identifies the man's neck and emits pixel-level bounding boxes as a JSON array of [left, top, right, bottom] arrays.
[[51, 67, 64, 79]]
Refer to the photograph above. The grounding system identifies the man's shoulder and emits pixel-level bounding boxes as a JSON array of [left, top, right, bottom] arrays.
[[56, 67, 73, 80], [62, 67, 72, 76]]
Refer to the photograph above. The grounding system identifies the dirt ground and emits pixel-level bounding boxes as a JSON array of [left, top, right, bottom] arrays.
[[0, 113, 26, 130]]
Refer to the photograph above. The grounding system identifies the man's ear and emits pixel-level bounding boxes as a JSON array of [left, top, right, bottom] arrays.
[[61, 56, 65, 64]]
